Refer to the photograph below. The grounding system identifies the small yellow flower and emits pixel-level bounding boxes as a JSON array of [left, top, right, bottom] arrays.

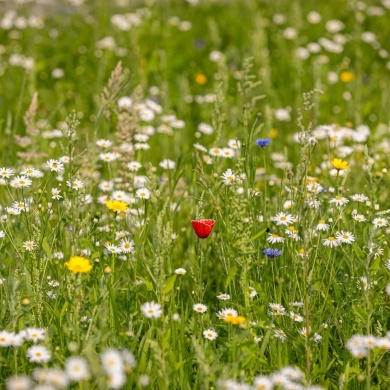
[[106, 199, 128, 212], [195, 73, 207, 85], [340, 71, 355, 83], [65, 256, 92, 275], [268, 128, 278, 139], [331, 158, 348, 171], [224, 315, 246, 325]]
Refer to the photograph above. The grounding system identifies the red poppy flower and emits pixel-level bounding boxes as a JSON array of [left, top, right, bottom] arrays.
[[191, 219, 216, 239]]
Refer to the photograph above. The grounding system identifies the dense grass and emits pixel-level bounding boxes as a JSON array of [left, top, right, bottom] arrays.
[[0, 0, 389, 389]]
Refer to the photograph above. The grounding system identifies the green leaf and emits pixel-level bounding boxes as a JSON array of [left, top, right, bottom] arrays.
[[91, 252, 100, 260], [352, 243, 365, 259], [224, 266, 237, 289], [162, 274, 177, 295], [259, 330, 271, 357], [311, 280, 322, 292], [370, 256, 381, 271], [107, 281, 119, 333], [163, 327, 171, 349], [248, 228, 267, 242], [79, 238, 95, 251], [175, 360, 187, 370], [352, 304, 367, 321], [42, 237, 52, 260], [138, 277, 154, 291]]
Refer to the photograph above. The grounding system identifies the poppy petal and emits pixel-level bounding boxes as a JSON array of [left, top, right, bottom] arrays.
[[191, 219, 216, 239]]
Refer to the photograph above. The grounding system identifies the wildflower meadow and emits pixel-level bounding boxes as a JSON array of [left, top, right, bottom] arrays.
[[1, 0, 390, 389]]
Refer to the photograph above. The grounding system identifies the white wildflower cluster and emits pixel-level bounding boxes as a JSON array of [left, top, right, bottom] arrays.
[[217, 365, 325, 390], [2, 329, 136, 389], [101, 348, 137, 389], [345, 334, 390, 358], [193, 139, 241, 165], [0, 327, 46, 348], [110, 11, 147, 31], [220, 169, 246, 186], [294, 124, 371, 147]]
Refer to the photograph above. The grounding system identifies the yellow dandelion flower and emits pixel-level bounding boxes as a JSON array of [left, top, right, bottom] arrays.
[[65, 256, 92, 275], [268, 128, 278, 139], [106, 199, 128, 212], [340, 71, 355, 83], [195, 73, 207, 85], [224, 316, 246, 325], [331, 158, 348, 171]]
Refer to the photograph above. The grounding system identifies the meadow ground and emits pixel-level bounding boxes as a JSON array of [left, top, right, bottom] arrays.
[[0, 0, 390, 389]]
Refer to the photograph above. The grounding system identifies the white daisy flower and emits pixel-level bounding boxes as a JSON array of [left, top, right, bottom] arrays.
[[350, 193, 369, 202], [174, 268, 186, 275], [65, 356, 90, 381], [271, 212, 294, 226], [329, 195, 349, 207], [27, 345, 52, 363], [46, 159, 64, 172], [372, 217, 388, 227], [203, 329, 218, 340], [221, 169, 235, 185], [119, 239, 135, 253], [266, 233, 285, 244], [193, 303, 207, 313], [322, 236, 340, 248], [336, 231, 355, 244], [216, 293, 230, 300], [135, 188, 150, 200], [159, 159, 176, 170], [141, 302, 162, 318]]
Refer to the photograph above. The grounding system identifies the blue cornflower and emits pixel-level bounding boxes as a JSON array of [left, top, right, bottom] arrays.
[[256, 138, 271, 148], [263, 248, 282, 259]]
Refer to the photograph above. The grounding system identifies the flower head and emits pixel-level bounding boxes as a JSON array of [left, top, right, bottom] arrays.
[[65, 256, 92, 274], [340, 71, 355, 83], [322, 236, 340, 248], [10, 175, 32, 188], [195, 73, 207, 85], [141, 302, 162, 318], [106, 199, 128, 212], [331, 158, 348, 171], [224, 315, 246, 325], [256, 138, 271, 148], [271, 212, 294, 226], [175, 268, 187, 275], [65, 356, 90, 381], [46, 159, 64, 172], [217, 308, 238, 320], [191, 219, 216, 239], [263, 248, 282, 259], [135, 188, 150, 200], [66, 179, 84, 190], [193, 303, 207, 313], [203, 329, 218, 340], [26, 345, 51, 363], [23, 240, 37, 251]]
